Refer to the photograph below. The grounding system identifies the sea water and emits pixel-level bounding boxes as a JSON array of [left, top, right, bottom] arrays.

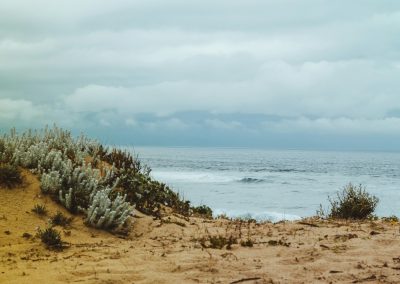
[[130, 147, 400, 222]]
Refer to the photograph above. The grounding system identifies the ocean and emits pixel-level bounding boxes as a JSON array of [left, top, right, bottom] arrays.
[[130, 147, 400, 222]]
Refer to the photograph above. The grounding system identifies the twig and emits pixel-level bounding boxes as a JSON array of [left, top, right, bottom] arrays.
[[230, 277, 262, 284], [298, 221, 319, 227]]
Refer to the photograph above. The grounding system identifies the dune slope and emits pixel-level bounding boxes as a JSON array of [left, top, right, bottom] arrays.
[[1, 171, 400, 284]]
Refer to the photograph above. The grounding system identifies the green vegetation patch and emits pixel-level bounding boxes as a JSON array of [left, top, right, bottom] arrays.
[[327, 183, 379, 220], [37, 227, 65, 250], [0, 163, 23, 188], [0, 126, 214, 235], [32, 204, 48, 216], [192, 205, 213, 219], [51, 211, 73, 227]]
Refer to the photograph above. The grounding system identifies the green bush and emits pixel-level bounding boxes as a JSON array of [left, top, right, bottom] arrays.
[[192, 205, 213, 219], [50, 211, 72, 227], [0, 163, 23, 188], [37, 227, 64, 250], [328, 183, 378, 219], [32, 204, 48, 216]]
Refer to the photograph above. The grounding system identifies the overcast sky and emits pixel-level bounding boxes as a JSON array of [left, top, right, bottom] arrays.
[[1, 1, 400, 150]]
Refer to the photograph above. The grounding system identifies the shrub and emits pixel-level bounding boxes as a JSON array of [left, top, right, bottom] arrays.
[[200, 235, 237, 250], [240, 239, 254, 247], [85, 188, 132, 233], [192, 205, 213, 219], [382, 215, 399, 223], [37, 227, 64, 250], [0, 126, 204, 234], [50, 211, 72, 227], [0, 139, 5, 154], [328, 183, 378, 219], [32, 204, 48, 216], [0, 163, 23, 188], [117, 171, 191, 217]]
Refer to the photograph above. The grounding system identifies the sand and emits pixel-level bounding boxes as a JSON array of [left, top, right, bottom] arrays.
[[1, 170, 400, 283]]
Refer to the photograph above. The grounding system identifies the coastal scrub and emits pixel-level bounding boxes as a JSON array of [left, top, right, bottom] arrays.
[[328, 183, 378, 219]]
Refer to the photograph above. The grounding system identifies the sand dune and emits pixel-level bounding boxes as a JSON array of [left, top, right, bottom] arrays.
[[1, 171, 400, 283]]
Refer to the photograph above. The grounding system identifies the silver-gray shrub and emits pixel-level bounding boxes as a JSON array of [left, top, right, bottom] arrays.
[[41, 170, 62, 194], [86, 188, 132, 233], [0, 126, 132, 232]]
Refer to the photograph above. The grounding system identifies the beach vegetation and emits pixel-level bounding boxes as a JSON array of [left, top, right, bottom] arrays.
[[199, 234, 238, 250], [37, 227, 64, 250], [240, 239, 254, 247], [85, 188, 132, 233], [327, 183, 378, 220], [32, 204, 48, 216], [192, 205, 213, 219], [0, 163, 23, 188], [50, 211, 72, 227], [382, 215, 398, 223], [0, 126, 201, 234]]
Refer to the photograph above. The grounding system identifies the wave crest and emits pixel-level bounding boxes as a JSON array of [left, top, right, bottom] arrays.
[[238, 177, 265, 183]]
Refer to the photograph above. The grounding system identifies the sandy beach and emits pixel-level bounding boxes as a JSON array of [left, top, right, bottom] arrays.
[[0, 170, 399, 284]]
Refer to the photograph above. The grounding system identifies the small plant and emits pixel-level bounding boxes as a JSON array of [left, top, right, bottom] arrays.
[[382, 215, 399, 223], [50, 211, 72, 227], [240, 239, 254, 247], [0, 163, 23, 188], [267, 239, 290, 247], [327, 183, 378, 220], [32, 204, 48, 216], [200, 235, 237, 249], [37, 227, 64, 250], [192, 205, 213, 219]]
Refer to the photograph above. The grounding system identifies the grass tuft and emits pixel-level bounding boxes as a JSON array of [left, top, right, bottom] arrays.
[[50, 211, 73, 227], [37, 227, 64, 250], [32, 204, 48, 216]]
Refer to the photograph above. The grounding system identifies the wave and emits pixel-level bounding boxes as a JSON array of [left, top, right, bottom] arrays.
[[270, 168, 307, 173], [151, 171, 235, 183], [238, 177, 266, 183], [153, 171, 272, 185], [212, 208, 301, 222]]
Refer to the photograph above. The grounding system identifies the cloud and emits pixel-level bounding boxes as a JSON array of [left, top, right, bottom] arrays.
[[264, 117, 400, 135], [125, 118, 137, 127], [61, 56, 400, 119], [1, 1, 400, 149], [205, 119, 243, 130], [0, 99, 39, 121]]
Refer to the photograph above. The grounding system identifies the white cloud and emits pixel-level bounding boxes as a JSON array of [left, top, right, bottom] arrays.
[[264, 117, 400, 135], [205, 119, 243, 130], [0, 99, 41, 120]]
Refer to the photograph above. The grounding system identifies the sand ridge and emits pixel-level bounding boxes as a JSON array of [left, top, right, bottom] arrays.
[[1, 171, 400, 283]]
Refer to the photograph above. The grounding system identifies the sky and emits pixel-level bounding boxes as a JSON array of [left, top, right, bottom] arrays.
[[1, 1, 400, 151]]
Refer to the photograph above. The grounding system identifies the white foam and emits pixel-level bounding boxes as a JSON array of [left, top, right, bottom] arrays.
[[212, 208, 301, 222], [151, 171, 237, 183]]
